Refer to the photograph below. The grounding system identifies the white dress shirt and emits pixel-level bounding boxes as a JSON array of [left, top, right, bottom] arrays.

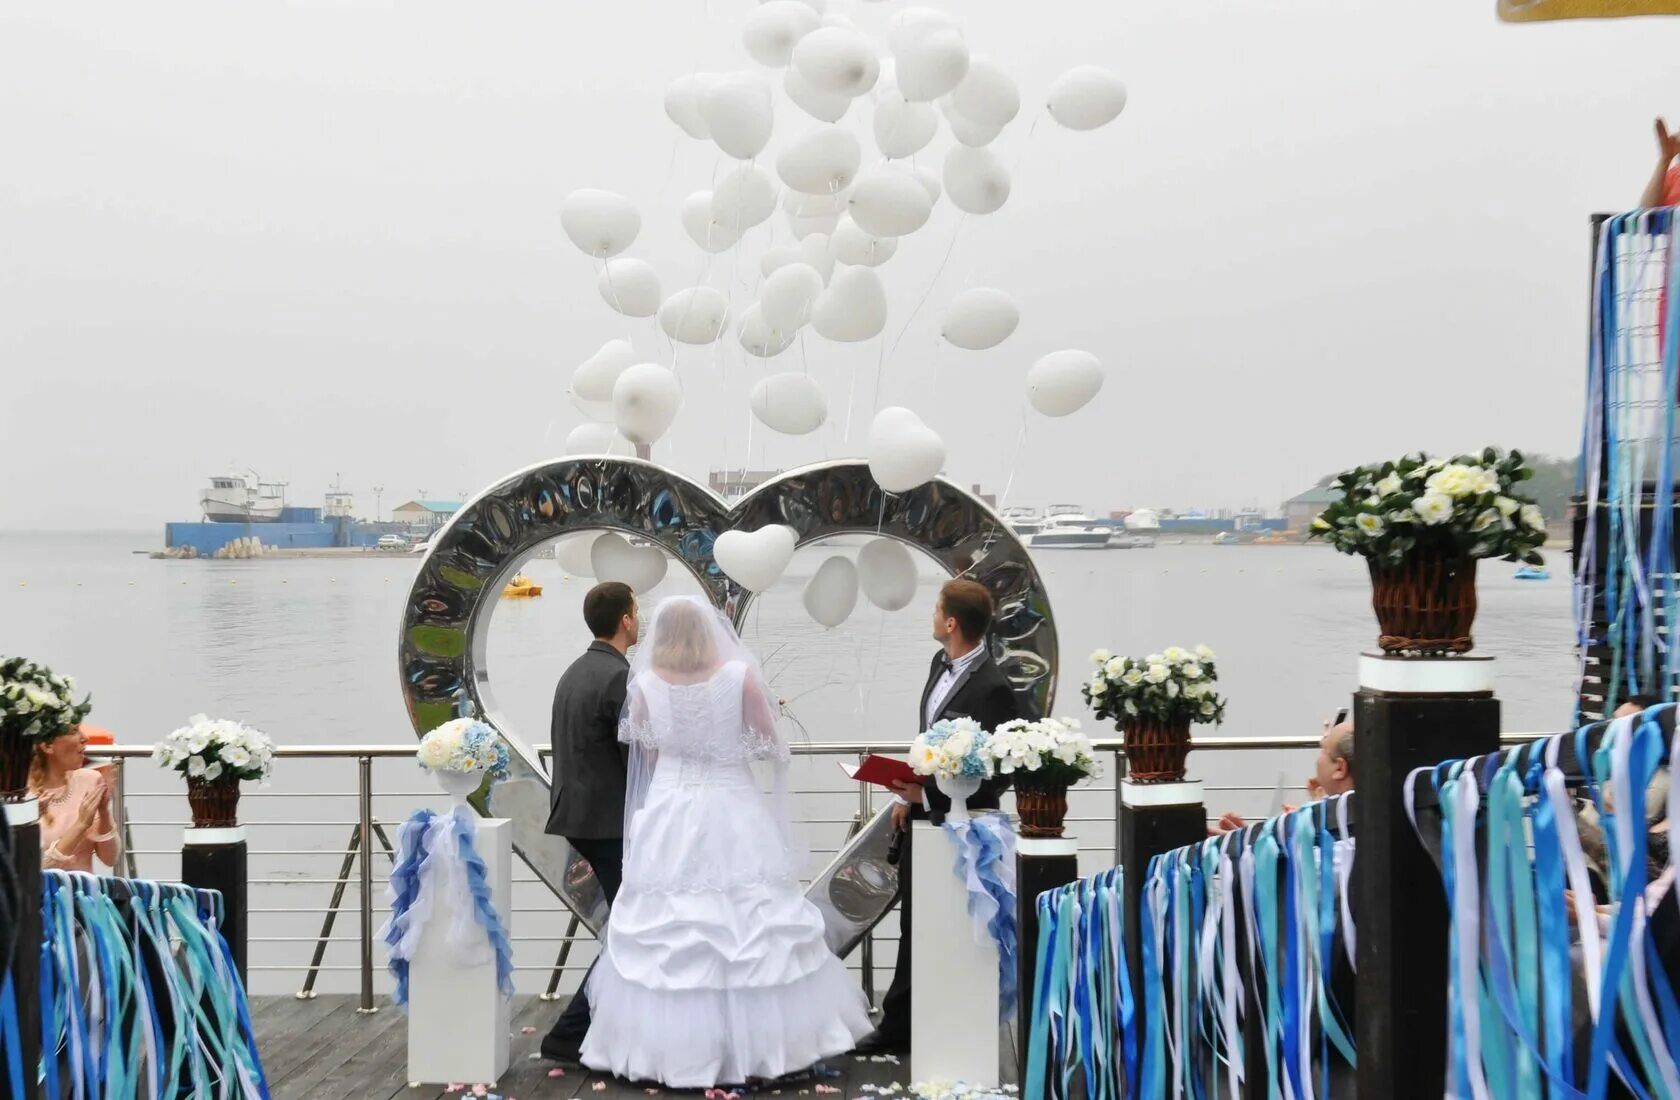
[[899, 644, 988, 809]]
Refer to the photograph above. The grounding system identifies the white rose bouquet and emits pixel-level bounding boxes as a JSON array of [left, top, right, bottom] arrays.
[[154, 715, 275, 784], [417, 717, 511, 782], [1310, 448, 1546, 567], [0, 656, 92, 744], [982, 717, 1101, 790], [908, 717, 993, 783], [1081, 645, 1226, 729]]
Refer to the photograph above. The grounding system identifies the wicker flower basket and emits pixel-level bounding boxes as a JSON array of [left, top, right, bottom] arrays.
[[187, 777, 242, 828], [1368, 553, 1478, 656], [1122, 717, 1193, 784], [0, 734, 33, 803], [1015, 784, 1071, 837]]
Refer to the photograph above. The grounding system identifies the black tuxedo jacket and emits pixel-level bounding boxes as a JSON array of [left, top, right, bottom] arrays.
[[545, 641, 631, 840], [915, 647, 1024, 822]]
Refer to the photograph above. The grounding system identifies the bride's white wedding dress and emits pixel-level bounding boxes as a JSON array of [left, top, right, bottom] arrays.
[[580, 616, 871, 1086]]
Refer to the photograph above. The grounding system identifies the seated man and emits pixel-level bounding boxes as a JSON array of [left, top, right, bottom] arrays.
[[1210, 713, 1354, 835]]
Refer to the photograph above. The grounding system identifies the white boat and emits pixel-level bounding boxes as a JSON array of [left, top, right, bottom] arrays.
[[1108, 532, 1156, 549], [200, 473, 287, 523], [1029, 506, 1113, 549], [999, 507, 1044, 538]]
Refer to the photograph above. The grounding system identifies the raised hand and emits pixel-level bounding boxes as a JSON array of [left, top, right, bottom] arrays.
[[1659, 118, 1680, 166]]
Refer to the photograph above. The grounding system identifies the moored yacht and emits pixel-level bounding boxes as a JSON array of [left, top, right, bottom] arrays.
[[1028, 506, 1113, 549], [999, 507, 1044, 538]]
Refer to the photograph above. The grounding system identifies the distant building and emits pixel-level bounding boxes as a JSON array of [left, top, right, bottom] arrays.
[[392, 500, 461, 529], [709, 469, 780, 502], [1284, 486, 1343, 532]]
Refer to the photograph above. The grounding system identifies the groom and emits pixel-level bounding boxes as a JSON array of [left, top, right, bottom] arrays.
[[541, 580, 638, 1063], [854, 578, 1023, 1055]]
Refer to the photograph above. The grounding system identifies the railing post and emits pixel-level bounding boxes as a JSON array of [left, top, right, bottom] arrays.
[[356, 754, 377, 1015], [112, 757, 137, 878], [856, 762, 876, 1004], [542, 914, 581, 1001]]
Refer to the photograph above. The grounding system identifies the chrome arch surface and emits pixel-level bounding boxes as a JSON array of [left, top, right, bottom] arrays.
[[398, 457, 1058, 950]]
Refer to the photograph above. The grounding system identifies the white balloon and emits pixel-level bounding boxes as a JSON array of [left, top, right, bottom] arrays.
[[799, 234, 836, 283], [564, 422, 630, 455], [791, 27, 878, 98], [783, 188, 849, 217], [812, 265, 886, 342], [940, 287, 1019, 350], [941, 100, 1002, 147], [741, 1, 820, 68], [760, 246, 804, 278], [701, 74, 774, 159], [1046, 66, 1128, 131], [665, 73, 719, 139], [713, 525, 798, 592], [910, 165, 942, 205], [848, 172, 932, 237], [597, 259, 661, 318], [776, 127, 862, 195], [658, 286, 731, 344], [783, 66, 851, 123], [560, 190, 641, 258], [611, 362, 683, 444], [829, 217, 898, 266], [768, 0, 824, 11], [788, 210, 841, 239], [867, 406, 945, 492], [761, 262, 825, 331], [680, 191, 740, 253], [949, 56, 1019, 128], [873, 95, 938, 159], [750, 372, 828, 434], [887, 7, 964, 56], [554, 532, 599, 577], [857, 537, 918, 611], [942, 145, 1010, 215], [712, 165, 778, 231], [894, 28, 968, 102], [571, 339, 636, 404], [1027, 350, 1104, 416], [803, 555, 859, 627], [739, 304, 798, 358], [590, 532, 669, 593]]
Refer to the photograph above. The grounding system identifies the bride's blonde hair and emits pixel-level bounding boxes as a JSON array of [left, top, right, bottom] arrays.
[[650, 599, 720, 675]]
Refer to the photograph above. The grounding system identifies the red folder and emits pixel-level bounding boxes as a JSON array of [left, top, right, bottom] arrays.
[[838, 754, 923, 789]]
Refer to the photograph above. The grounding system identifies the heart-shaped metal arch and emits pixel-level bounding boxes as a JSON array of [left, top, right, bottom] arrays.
[[398, 456, 1058, 949]]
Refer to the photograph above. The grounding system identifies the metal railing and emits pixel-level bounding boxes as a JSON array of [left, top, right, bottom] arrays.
[[88, 732, 1542, 1013]]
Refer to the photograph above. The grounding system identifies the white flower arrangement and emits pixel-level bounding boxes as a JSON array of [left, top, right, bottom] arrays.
[[1082, 644, 1226, 728], [1310, 448, 1547, 567], [982, 717, 1101, 789], [417, 717, 511, 781], [0, 656, 92, 743], [153, 714, 275, 784], [908, 717, 993, 782]]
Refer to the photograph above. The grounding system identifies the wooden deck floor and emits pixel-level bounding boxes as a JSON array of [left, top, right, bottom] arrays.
[[251, 996, 947, 1100]]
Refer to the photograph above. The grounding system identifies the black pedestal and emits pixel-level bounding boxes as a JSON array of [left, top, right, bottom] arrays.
[[1117, 786, 1206, 1010], [7, 804, 42, 1098], [1353, 684, 1499, 1100], [182, 827, 249, 980], [1015, 836, 1080, 1087]]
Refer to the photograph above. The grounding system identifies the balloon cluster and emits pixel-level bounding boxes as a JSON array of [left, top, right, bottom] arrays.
[[555, 2, 1126, 619]]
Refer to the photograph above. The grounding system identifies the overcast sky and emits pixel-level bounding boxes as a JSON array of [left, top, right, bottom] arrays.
[[4, 0, 1678, 531]]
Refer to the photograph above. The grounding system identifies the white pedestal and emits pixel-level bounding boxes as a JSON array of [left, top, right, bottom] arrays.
[[1357, 652, 1495, 694], [910, 821, 1000, 1086], [1121, 779, 1204, 808], [408, 817, 513, 1086]]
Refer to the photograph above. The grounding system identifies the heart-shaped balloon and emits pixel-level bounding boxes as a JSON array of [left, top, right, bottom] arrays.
[[713, 525, 798, 591], [1027, 350, 1103, 417], [857, 537, 918, 611], [612, 362, 682, 444], [803, 554, 860, 627], [867, 406, 945, 492], [589, 532, 669, 593]]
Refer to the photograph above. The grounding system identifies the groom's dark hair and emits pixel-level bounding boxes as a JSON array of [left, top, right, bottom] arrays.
[[584, 582, 635, 639], [939, 578, 994, 642]]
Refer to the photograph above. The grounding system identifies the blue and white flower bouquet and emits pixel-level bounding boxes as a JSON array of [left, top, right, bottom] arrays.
[[909, 717, 993, 782], [417, 717, 510, 782]]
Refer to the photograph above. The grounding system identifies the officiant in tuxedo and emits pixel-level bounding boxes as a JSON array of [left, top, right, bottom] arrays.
[[852, 577, 1024, 1055]]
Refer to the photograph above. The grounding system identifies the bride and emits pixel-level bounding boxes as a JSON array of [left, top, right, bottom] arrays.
[[580, 596, 872, 1086]]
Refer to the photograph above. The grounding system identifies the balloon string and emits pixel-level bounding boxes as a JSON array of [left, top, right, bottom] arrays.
[[887, 213, 969, 361], [994, 409, 1032, 515]]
